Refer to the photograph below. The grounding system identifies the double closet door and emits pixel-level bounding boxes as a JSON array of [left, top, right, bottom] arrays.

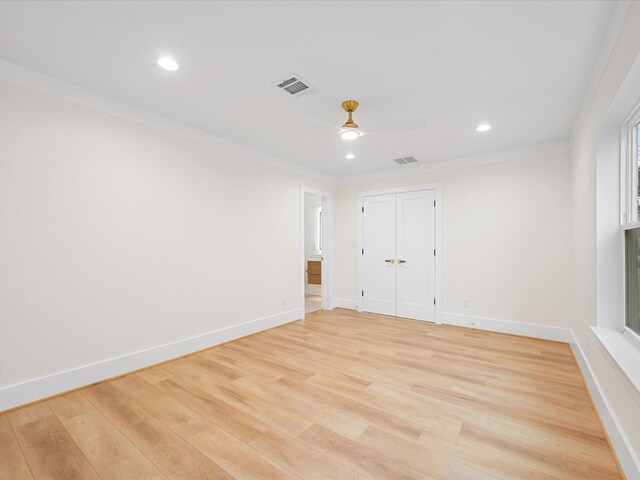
[[362, 189, 436, 322]]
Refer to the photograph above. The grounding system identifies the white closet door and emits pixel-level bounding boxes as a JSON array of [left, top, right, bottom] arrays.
[[362, 194, 397, 316], [396, 190, 436, 321]]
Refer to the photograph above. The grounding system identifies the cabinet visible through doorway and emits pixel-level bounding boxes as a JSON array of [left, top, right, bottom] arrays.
[[307, 260, 321, 285]]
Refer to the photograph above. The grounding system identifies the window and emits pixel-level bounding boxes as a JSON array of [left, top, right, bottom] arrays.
[[317, 206, 322, 254], [623, 109, 640, 223], [637, 123, 640, 219], [625, 227, 640, 337], [596, 62, 640, 394], [622, 108, 640, 340]]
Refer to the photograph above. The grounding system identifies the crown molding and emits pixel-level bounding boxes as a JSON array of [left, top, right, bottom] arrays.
[[570, 0, 632, 146], [0, 58, 570, 186], [0, 59, 337, 185], [337, 140, 570, 185]]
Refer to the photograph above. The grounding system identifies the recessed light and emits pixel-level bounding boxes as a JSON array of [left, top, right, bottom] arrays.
[[340, 130, 360, 140], [476, 124, 491, 132], [345, 153, 356, 160], [157, 56, 179, 71]]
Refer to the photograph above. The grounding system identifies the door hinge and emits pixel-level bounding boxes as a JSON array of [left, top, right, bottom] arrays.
[[362, 290, 364, 297], [362, 248, 364, 254], [361, 206, 364, 213], [434, 249, 436, 256], [433, 298, 436, 305], [434, 200, 436, 207]]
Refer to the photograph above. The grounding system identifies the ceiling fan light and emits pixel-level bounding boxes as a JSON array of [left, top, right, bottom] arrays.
[[340, 130, 360, 140], [345, 153, 356, 160], [157, 56, 179, 71]]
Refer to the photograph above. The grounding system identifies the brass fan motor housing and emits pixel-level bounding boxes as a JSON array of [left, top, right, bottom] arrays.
[[342, 100, 359, 129]]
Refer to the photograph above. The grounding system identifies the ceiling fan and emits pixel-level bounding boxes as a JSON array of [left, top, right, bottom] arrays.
[[338, 99, 427, 140], [340, 100, 360, 140]]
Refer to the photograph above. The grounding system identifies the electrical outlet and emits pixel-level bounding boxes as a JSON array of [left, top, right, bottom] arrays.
[[464, 298, 470, 308], [471, 321, 476, 327]]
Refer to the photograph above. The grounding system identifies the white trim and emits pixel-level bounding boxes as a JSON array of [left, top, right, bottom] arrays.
[[333, 298, 358, 310], [590, 326, 640, 394], [0, 59, 573, 185], [356, 183, 442, 198], [434, 187, 443, 324], [439, 311, 639, 477], [623, 221, 640, 231], [0, 58, 336, 185], [570, 0, 632, 146], [339, 141, 569, 185], [572, 332, 640, 479], [0, 308, 302, 412], [300, 186, 334, 316], [357, 183, 442, 324], [441, 312, 574, 343], [620, 123, 629, 225], [624, 325, 640, 347]]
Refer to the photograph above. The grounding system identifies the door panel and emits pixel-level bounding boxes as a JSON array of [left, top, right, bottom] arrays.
[[362, 194, 396, 316], [396, 190, 436, 321]]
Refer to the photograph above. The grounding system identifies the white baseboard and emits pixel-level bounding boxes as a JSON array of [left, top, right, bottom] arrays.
[[333, 298, 358, 310], [570, 335, 640, 479], [0, 308, 302, 412], [4, 304, 636, 478], [442, 311, 638, 477], [441, 312, 574, 343]]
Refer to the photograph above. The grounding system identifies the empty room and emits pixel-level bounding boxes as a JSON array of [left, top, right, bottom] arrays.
[[1, 1, 640, 479]]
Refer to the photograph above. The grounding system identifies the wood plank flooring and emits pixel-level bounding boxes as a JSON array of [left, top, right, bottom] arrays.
[[0, 309, 624, 479]]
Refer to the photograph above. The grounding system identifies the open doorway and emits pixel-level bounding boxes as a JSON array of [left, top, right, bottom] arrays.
[[304, 192, 322, 313], [301, 187, 332, 317]]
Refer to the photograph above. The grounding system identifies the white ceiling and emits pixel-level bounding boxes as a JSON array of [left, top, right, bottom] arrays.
[[0, 1, 617, 178]]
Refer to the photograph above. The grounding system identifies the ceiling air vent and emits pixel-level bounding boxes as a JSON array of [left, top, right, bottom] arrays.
[[393, 156, 419, 165], [275, 74, 311, 97]]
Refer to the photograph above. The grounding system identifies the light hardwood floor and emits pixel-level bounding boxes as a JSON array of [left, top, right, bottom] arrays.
[[0, 309, 624, 479]]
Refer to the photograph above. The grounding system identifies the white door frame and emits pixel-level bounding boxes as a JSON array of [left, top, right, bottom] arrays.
[[300, 186, 333, 317], [357, 183, 442, 324]]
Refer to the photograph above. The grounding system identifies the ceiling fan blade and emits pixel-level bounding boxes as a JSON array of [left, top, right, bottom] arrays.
[[365, 117, 428, 134], [300, 114, 341, 131]]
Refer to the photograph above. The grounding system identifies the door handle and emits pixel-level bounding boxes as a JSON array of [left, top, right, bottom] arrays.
[[397, 259, 406, 264], [384, 259, 396, 263]]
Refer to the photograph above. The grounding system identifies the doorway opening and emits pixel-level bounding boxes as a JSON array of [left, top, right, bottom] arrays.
[[301, 187, 332, 317]]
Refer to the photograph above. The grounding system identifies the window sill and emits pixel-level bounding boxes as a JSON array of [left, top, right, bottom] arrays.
[[590, 326, 640, 394]]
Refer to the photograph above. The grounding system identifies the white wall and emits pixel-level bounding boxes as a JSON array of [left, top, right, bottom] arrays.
[[3, 14, 639, 471], [0, 80, 333, 393], [570, 1, 640, 469], [335, 152, 572, 328]]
